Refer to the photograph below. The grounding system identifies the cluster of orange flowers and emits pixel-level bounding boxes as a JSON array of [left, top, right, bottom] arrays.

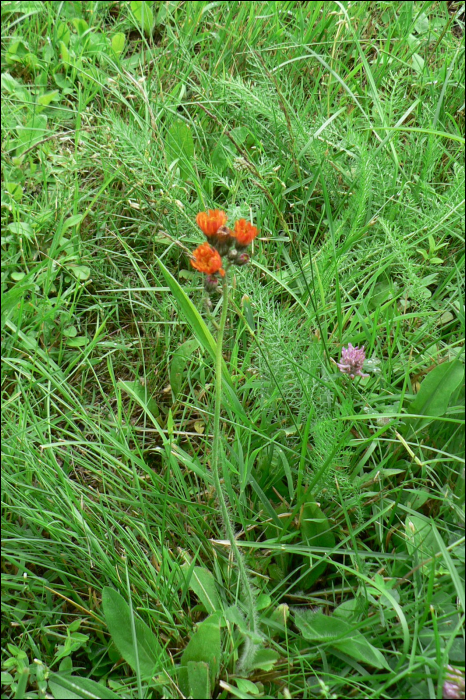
[[190, 210, 258, 289]]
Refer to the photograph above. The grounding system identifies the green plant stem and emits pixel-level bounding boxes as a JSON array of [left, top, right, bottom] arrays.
[[211, 273, 259, 649]]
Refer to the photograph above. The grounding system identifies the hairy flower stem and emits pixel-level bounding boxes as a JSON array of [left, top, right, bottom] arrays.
[[211, 274, 259, 663]]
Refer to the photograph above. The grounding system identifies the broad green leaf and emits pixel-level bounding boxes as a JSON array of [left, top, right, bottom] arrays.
[[249, 648, 280, 671], [10, 272, 26, 282], [66, 337, 89, 348], [2, 72, 22, 93], [1, 279, 34, 330], [230, 126, 250, 144], [63, 326, 78, 338], [241, 294, 256, 332], [111, 32, 126, 56], [56, 22, 70, 46], [102, 587, 167, 679], [6, 38, 29, 64], [267, 603, 290, 630], [431, 523, 465, 613], [118, 379, 160, 418], [333, 635, 390, 670], [166, 121, 194, 160], [411, 53, 425, 73], [224, 605, 262, 644], [403, 360, 465, 434], [37, 90, 60, 106], [67, 265, 91, 281], [256, 594, 272, 611], [130, 1, 155, 35], [179, 613, 221, 697], [166, 120, 194, 180], [7, 222, 34, 239], [294, 611, 389, 669], [86, 31, 108, 55], [236, 678, 261, 695], [62, 214, 85, 231], [299, 501, 335, 588], [54, 73, 74, 93], [404, 516, 440, 565], [5, 182, 23, 202], [403, 489, 430, 511], [414, 12, 429, 34], [183, 564, 221, 613], [170, 338, 199, 400], [14, 667, 29, 700], [225, 605, 247, 630], [294, 609, 348, 641], [333, 597, 364, 620], [211, 137, 230, 173], [187, 661, 210, 699], [59, 40, 70, 63], [156, 260, 250, 425], [301, 502, 335, 547], [49, 673, 119, 699], [71, 18, 89, 36]]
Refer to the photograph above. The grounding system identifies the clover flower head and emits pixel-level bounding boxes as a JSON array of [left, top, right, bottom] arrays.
[[233, 219, 258, 249], [337, 343, 369, 379], [191, 243, 225, 277], [196, 210, 227, 236], [444, 666, 465, 699]]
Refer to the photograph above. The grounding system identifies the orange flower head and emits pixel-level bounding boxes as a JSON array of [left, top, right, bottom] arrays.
[[196, 210, 227, 237], [191, 243, 225, 277], [233, 219, 258, 248]]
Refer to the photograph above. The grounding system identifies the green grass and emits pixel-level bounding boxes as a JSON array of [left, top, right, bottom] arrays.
[[1, 1, 465, 698]]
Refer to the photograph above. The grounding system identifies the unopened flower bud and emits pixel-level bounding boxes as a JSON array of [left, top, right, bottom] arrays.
[[228, 248, 238, 260], [204, 274, 220, 295], [234, 253, 250, 267], [212, 225, 235, 256]]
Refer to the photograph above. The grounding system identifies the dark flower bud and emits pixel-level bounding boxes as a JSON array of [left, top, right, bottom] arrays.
[[204, 274, 220, 295], [228, 248, 238, 261], [233, 253, 250, 267], [212, 225, 235, 256]]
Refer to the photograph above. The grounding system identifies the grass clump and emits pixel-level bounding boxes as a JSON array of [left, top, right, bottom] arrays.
[[2, 1, 464, 699]]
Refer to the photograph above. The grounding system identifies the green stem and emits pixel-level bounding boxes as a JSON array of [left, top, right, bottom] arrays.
[[211, 273, 259, 653]]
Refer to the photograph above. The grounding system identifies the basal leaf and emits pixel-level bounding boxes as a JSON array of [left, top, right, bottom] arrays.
[[299, 501, 335, 588], [165, 120, 194, 180], [404, 515, 440, 564], [130, 1, 155, 34], [187, 661, 210, 699], [157, 259, 250, 425], [49, 673, 120, 699], [118, 379, 160, 418], [183, 564, 221, 614], [102, 587, 167, 679], [403, 360, 464, 434], [333, 635, 389, 670], [179, 613, 221, 697], [170, 338, 199, 400], [294, 610, 388, 669], [111, 32, 126, 56], [249, 648, 280, 671]]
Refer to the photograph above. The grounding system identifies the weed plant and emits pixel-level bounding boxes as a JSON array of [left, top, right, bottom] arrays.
[[1, 1, 465, 699]]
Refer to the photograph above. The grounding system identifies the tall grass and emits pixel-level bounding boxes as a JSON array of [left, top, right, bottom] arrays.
[[2, 1, 464, 698]]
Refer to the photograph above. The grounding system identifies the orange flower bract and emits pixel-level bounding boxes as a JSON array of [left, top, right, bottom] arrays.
[[191, 243, 225, 276], [196, 210, 227, 236], [233, 219, 258, 248]]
